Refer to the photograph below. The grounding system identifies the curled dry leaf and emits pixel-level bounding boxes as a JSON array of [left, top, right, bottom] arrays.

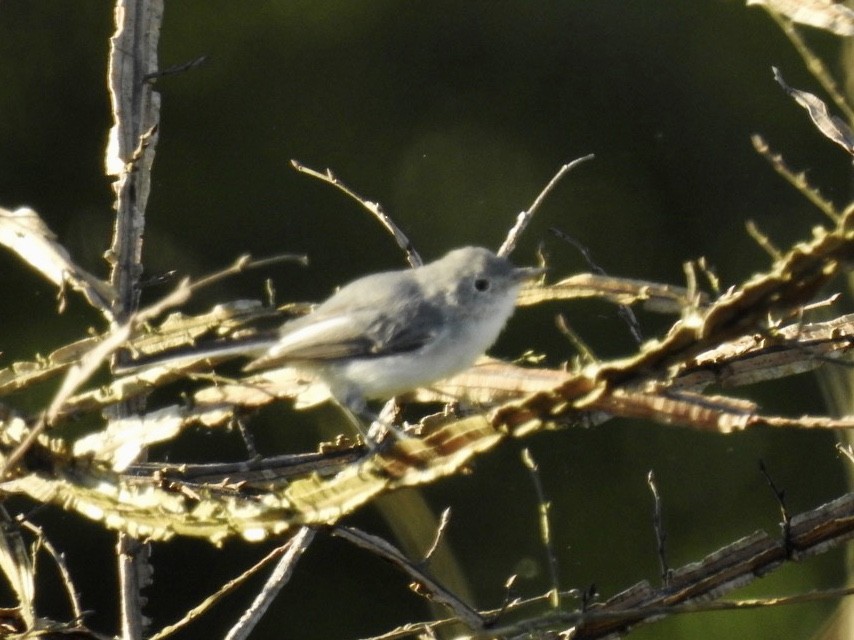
[[773, 67, 854, 154], [748, 0, 854, 36], [0, 206, 114, 314], [518, 274, 704, 314], [73, 404, 229, 471]]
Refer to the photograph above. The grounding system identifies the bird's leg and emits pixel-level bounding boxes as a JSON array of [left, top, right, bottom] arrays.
[[338, 395, 408, 450], [334, 395, 389, 451], [367, 399, 407, 443]]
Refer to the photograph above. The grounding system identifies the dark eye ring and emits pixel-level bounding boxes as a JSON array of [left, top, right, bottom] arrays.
[[474, 278, 490, 292]]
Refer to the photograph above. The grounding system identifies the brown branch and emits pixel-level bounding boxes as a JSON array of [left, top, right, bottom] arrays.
[[365, 492, 854, 639]]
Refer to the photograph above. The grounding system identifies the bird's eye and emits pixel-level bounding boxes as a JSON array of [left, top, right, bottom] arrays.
[[474, 278, 490, 292]]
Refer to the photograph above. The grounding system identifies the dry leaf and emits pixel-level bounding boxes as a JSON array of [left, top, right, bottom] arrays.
[[773, 67, 854, 153], [748, 0, 854, 36], [0, 206, 114, 313]]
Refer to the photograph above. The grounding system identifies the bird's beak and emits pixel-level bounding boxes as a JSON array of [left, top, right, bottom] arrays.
[[513, 266, 547, 282]]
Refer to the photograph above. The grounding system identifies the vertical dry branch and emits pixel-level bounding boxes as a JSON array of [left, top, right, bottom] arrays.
[[105, 1, 163, 638], [106, 0, 162, 322]]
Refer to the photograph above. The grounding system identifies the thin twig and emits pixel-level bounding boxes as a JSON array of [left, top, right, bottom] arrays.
[[550, 226, 643, 344], [745, 220, 783, 261], [695, 256, 720, 296], [144, 55, 208, 82], [646, 471, 671, 588], [491, 573, 519, 624], [759, 460, 793, 557], [419, 507, 452, 564], [751, 134, 841, 223], [223, 527, 316, 640], [19, 519, 83, 622], [291, 159, 421, 267], [189, 252, 308, 291], [497, 154, 594, 258], [149, 534, 312, 640], [333, 525, 484, 629], [555, 313, 597, 365], [520, 448, 560, 609]]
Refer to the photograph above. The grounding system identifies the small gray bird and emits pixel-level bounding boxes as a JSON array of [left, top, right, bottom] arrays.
[[242, 246, 542, 416]]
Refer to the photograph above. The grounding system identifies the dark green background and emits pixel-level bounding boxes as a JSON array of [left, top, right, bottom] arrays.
[[0, 2, 849, 639]]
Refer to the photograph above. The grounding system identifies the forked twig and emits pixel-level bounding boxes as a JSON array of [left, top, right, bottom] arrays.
[[751, 135, 841, 223], [550, 226, 643, 344], [19, 519, 84, 622], [223, 527, 316, 640], [189, 252, 308, 291], [150, 529, 315, 640]]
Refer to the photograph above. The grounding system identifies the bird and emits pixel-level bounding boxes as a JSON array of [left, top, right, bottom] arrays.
[[241, 246, 543, 418]]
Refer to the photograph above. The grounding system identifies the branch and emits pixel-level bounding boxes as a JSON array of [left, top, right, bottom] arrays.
[[291, 159, 422, 267], [105, 1, 163, 638], [497, 155, 594, 258], [362, 492, 854, 639]]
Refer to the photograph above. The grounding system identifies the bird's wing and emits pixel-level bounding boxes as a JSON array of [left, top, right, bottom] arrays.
[[243, 303, 445, 371]]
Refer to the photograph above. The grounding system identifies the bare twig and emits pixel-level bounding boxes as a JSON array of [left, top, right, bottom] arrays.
[[555, 314, 597, 364], [550, 226, 643, 344], [149, 530, 314, 640], [521, 448, 561, 609], [497, 154, 594, 258], [223, 527, 316, 640], [333, 526, 484, 629], [144, 54, 207, 82], [19, 519, 83, 622], [646, 471, 671, 588], [189, 252, 308, 291], [745, 219, 783, 260], [751, 135, 841, 222], [759, 460, 793, 557], [420, 507, 452, 564], [290, 159, 421, 267]]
